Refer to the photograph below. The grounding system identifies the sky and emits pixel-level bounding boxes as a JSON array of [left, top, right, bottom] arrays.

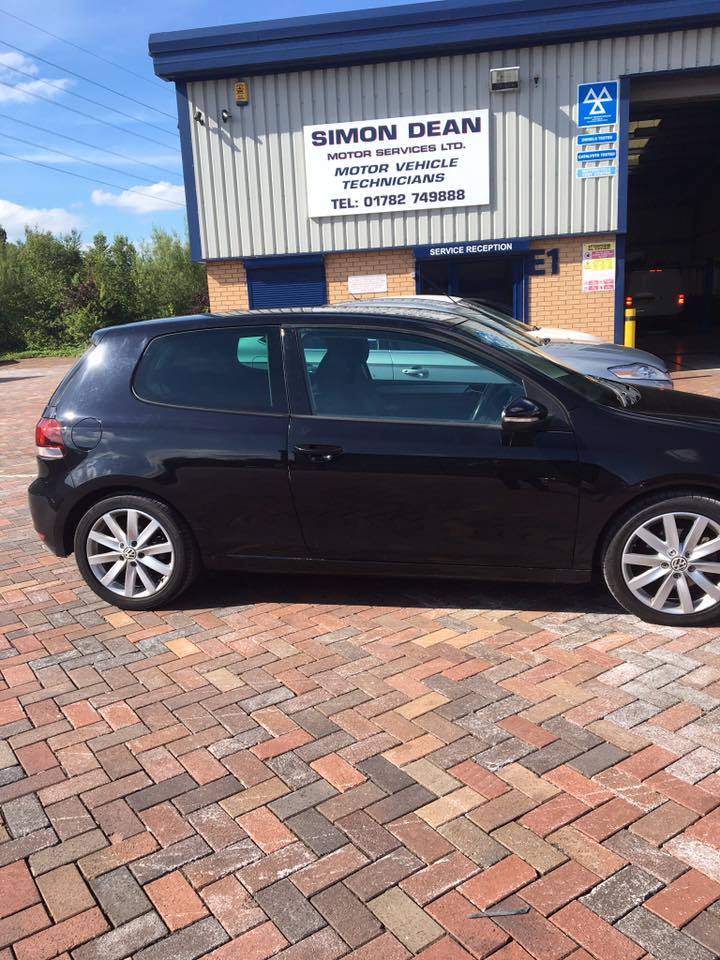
[[0, 0, 420, 246]]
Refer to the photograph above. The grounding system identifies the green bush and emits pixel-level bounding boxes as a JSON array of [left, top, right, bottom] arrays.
[[0, 226, 208, 356]]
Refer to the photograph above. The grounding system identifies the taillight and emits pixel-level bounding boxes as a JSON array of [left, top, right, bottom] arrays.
[[677, 293, 686, 306], [625, 295, 634, 308], [35, 417, 65, 459]]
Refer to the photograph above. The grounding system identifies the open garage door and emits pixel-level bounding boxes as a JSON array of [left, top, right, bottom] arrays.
[[416, 256, 523, 318], [627, 70, 720, 372]]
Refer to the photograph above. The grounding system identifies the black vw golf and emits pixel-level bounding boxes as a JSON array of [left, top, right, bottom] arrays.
[[28, 302, 720, 627]]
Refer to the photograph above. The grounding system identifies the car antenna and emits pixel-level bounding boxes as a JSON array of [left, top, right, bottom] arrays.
[[417, 272, 464, 308]]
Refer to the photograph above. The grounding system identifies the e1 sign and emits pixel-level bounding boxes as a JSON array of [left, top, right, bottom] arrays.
[[303, 109, 490, 218]]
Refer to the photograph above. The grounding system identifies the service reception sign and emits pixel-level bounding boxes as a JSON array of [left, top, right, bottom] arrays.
[[582, 241, 616, 293], [303, 109, 490, 218]]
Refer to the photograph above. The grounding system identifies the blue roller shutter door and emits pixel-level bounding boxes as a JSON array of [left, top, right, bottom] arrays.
[[247, 257, 327, 308]]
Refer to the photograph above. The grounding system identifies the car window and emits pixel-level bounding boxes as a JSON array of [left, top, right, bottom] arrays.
[[459, 318, 623, 405], [387, 338, 435, 352], [298, 327, 523, 425], [134, 328, 277, 413], [236, 334, 270, 370], [301, 332, 391, 381]]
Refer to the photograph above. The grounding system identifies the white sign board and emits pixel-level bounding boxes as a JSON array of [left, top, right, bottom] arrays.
[[303, 109, 490, 218], [582, 242, 616, 293], [347, 274, 388, 295]]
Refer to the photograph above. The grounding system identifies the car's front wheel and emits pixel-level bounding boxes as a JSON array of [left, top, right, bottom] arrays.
[[603, 493, 720, 626], [74, 494, 199, 610]]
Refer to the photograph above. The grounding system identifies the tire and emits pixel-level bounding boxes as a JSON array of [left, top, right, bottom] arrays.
[[602, 492, 720, 627], [74, 494, 199, 610]]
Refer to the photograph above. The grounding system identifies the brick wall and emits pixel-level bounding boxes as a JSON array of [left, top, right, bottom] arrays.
[[206, 239, 618, 342], [325, 249, 416, 302], [207, 250, 416, 311], [528, 235, 617, 341], [206, 260, 250, 313]]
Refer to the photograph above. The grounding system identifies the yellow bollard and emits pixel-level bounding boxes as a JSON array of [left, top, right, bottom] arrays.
[[624, 307, 636, 348]]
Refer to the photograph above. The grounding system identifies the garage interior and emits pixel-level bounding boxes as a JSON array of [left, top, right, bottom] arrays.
[[628, 70, 720, 376], [415, 256, 520, 315]]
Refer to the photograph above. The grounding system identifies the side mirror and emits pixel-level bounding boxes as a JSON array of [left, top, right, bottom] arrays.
[[501, 397, 548, 433]]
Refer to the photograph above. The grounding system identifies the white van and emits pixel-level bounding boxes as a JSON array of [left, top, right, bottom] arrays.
[[626, 268, 685, 320]]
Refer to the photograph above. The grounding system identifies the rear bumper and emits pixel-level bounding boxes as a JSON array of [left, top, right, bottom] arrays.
[[28, 476, 69, 557]]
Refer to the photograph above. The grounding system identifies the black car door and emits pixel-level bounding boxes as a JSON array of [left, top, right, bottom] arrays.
[[132, 324, 305, 564], [284, 322, 580, 571]]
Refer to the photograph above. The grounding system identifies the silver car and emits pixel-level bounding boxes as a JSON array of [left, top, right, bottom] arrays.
[[339, 296, 673, 389]]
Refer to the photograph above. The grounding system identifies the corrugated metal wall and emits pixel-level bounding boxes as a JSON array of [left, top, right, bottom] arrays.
[[186, 28, 720, 260]]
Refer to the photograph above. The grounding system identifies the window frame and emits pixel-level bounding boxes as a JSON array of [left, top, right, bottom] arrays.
[[132, 325, 288, 417], [284, 323, 528, 429]]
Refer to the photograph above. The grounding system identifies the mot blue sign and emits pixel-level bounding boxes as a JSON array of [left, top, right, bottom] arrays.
[[578, 81, 618, 127]]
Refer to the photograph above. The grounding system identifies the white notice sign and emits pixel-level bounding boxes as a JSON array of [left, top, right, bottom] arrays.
[[348, 274, 388, 295], [303, 109, 490, 218]]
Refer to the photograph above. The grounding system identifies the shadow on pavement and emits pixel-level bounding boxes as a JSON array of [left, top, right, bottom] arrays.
[[0, 376, 44, 385], [177, 570, 622, 617]]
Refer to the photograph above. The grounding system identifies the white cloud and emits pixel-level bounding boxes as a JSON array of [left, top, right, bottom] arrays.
[[0, 52, 72, 104], [0, 52, 38, 76], [90, 181, 185, 214], [0, 197, 83, 240]]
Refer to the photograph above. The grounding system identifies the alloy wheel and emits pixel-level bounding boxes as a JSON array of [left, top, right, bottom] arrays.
[[621, 511, 720, 615], [85, 508, 175, 599]]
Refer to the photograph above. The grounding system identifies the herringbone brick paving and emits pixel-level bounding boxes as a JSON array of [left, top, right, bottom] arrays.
[[1, 358, 719, 960]]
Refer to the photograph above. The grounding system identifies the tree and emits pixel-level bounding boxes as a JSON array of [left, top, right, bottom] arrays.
[[0, 225, 208, 354], [14, 229, 83, 351], [0, 227, 23, 351], [135, 228, 208, 319], [64, 233, 141, 343]]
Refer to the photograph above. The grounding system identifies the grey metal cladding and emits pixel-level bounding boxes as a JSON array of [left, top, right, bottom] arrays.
[[185, 27, 720, 259]]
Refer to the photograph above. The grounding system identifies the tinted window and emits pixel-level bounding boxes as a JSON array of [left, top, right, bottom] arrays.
[[135, 328, 276, 413], [47, 344, 97, 407], [460, 318, 621, 405], [299, 328, 523, 425]]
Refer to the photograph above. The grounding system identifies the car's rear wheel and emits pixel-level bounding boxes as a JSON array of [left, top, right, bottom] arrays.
[[75, 494, 198, 610], [603, 493, 720, 626]]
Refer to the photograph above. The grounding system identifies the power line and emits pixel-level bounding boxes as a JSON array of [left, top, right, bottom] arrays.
[[0, 59, 178, 140], [0, 79, 179, 151], [0, 6, 164, 90], [0, 37, 175, 119], [0, 130, 181, 186], [0, 110, 181, 179], [0, 147, 186, 206]]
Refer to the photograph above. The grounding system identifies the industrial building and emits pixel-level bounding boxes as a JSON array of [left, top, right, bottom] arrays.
[[149, 0, 720, 346]]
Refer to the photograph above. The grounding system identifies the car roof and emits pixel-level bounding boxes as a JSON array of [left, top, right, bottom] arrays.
[[334, 296, 519, 321], [93, 302, 468, 342]]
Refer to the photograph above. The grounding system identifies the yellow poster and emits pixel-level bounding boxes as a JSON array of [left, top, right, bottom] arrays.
[[582, 242, 616, 293]]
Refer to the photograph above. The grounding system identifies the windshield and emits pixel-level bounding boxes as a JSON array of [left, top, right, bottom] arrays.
[[461, 298, 527, 328], [447, 300, 539, 346], [459, 318, 629, 406]]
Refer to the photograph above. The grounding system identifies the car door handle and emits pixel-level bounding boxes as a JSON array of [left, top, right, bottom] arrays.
[[402, 366, 429, 378], [294, 444, 344, 463]]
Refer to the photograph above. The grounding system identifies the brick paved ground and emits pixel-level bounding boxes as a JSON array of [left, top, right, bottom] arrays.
[[1, 357, 719, 960]]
